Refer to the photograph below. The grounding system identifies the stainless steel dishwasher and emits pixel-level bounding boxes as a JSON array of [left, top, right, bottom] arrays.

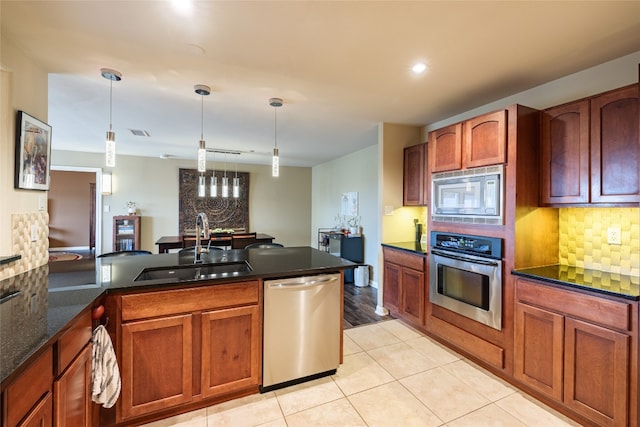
[[261, 273, 341, 392]]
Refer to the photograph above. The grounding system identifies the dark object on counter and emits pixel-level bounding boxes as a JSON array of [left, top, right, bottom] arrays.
[[245, 243, 284, 249], [97, 250, 152, 258], [415, 223, 422, 242]]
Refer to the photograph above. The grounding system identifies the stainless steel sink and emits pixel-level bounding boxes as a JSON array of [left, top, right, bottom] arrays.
[[134, 261, 252, 282]]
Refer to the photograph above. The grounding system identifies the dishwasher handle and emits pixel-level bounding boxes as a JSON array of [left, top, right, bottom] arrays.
[[267, 275, 338, 289]]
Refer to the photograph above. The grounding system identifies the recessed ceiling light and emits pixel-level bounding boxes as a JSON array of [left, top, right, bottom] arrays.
[[170, 0, 192, 14], [411, 62, 428, 74]]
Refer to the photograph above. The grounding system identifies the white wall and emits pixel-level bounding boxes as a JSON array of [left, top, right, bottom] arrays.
[[424, 50, 640, 134], [312, 144, 379, 284], [51, 150, 311, 253]]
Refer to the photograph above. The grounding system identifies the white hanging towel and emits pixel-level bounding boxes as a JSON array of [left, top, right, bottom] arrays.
[[91, 324, 121, 408]]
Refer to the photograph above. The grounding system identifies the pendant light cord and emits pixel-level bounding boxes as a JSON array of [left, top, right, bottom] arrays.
[[109, 79, 113, 132], [274, 107, 278, 149], [200, 94, 204, 140]]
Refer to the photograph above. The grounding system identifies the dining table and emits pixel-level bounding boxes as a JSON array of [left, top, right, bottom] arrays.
[[155, 233, 275, 253]]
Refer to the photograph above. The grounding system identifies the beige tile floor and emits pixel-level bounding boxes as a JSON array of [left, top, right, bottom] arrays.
[[142, 320, 582, 427]]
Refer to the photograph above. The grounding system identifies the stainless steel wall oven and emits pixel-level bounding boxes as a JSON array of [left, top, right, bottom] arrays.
[[429, 231, 503, 330]]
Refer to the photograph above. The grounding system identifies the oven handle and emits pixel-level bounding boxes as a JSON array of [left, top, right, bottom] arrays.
[[431, 249, 500, 267]]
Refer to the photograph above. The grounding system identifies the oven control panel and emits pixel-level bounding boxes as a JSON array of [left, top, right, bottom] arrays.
[[431, 231, 502, 259]]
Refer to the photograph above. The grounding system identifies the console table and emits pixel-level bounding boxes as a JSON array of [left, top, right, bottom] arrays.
[[155, 233, 275, 253]]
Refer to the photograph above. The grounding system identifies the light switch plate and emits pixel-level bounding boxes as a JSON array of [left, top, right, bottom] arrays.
[[30, 224, 38, 242], [607, 227, 621, 245], [38, 195, 46, 211]]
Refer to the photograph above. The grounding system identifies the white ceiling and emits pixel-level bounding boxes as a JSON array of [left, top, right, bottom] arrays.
[[2, 1, 640, 167]]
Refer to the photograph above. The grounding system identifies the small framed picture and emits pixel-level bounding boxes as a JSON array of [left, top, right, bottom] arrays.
[[15, 110, 52, 191]]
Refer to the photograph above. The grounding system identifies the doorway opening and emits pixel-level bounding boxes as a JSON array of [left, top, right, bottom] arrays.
[[49, 166, 104, 256]]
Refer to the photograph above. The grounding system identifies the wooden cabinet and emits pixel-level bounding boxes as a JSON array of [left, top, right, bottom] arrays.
[[54, 344, 93, 426], [53, 310, 93, 426], [430, 110, 507, 172], [590, 84, 639, 204], [541, 84, 639, 205], [431, 123, 462, 172], [403, 143, 427, 205], [114, 281, 261, 423], [2, 347, 53, 427], [540, 100, 590, 204], [113, 215, 141, 251], [464, 109, 507, 169], [121, 314, 193, 419], [382, 247, 425, 326], [514, 278, 633, 426], [201, 305, 261, 397]]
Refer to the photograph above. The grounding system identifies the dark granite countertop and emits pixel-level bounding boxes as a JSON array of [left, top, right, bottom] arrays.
[[381, 241, 428, 255], [512, 264, 640, 301], [1, 246, 355, 388]]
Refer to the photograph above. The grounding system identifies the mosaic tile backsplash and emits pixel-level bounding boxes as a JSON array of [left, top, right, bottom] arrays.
[[0, 211, 49, 280], [559, 208, 639, 276]]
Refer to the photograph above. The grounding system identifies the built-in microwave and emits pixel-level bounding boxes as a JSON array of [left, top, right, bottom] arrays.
[[431, 165, 503, 225]]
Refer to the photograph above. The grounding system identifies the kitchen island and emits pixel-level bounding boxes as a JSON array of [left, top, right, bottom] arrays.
[[0, 247, 355, 426]]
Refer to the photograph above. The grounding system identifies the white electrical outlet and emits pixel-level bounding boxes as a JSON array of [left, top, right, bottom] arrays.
[[30, 224, 38, 242], [38, 195, 46, 211], [607, 227, 621, 245]]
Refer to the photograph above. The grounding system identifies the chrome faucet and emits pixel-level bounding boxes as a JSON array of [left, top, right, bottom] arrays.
[[195, 212, 209, 263]]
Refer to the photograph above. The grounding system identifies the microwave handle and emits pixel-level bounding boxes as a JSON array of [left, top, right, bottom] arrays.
[[431, 249, 500, 267]]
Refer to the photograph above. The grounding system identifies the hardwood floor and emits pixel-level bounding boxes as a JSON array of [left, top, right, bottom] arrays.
[[343, 282, 393, 329]]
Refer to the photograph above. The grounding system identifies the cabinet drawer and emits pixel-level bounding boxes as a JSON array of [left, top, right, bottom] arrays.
[[56, 310, 92, 374], [382, 248, 425, 271], [516, 278, 631, 332], [4, 347, 53, 427], [121, 280, 260, 321]]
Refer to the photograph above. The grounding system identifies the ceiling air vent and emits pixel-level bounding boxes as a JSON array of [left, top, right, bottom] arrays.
[[129, 129, 151, 137]]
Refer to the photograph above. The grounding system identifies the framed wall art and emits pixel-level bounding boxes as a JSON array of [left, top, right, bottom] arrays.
[[15, 111, 52, 191]]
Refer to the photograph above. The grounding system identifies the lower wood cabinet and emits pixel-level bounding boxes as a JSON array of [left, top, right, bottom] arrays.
[[54, 344, 93, 426], [382, 247, 425, 326], [112, 280, 262, 424], [121, 314, 193, 419], [514, 277, 634, 427]]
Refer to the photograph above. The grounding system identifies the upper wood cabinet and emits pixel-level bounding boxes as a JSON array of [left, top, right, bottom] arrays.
[[403, 143, 427, 206], [540, 100, 590, 204], [431, 123, 462, 172], [464, 110, 507, 169], [541, 84, 639, 205], [430, 110, 507, 173], [590, 84, 639, 204]]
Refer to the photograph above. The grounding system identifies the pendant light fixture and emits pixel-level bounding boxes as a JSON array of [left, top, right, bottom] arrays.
[[194, 84, 210, 197], [269, 97, 283, 177], [101, 68, 122, 167], [221, 153, 229, 198], [232, 156, 240, 198], [209, 150, 218, 197]]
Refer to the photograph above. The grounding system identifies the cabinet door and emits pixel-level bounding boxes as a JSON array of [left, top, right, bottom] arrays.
[[383, 262, 401, 313], [564, 317, 629, 427], [540, 101, 590, 204], [513, 302, 564, 401], [403, 143, 427, 206], [400, 268, 424, 325], [590, 84, 639, 204], [201, 305, 261, 397], [121, 314, 193, 420], [18, 392, 53, 427], [464, 110, 507, 168], [430, 123, 462, 172], [54, 344, 92, 427]]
